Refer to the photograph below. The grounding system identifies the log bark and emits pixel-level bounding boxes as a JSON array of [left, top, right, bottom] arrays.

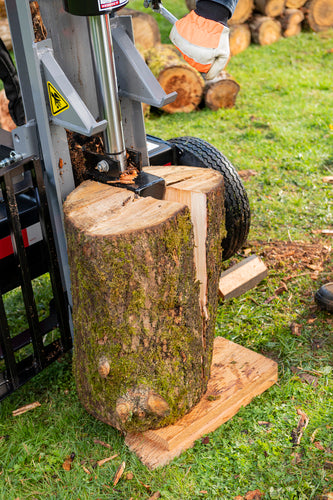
[[229, 24, 252, 55], [302, 0, 333, 31], [277, 8, 304, 36], [185, 0, 196, 10], [230, 0, 254, 25], [0, 0, 6, 18], [249, 15, 282, 44], [64, 166, 224, 433], [117, 8, 161, 50], [203, 71, 240, 110], [254, 0, 286, 17], [145, 45, 205, 113]]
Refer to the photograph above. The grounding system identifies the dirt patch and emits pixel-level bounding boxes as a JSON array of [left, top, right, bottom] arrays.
[[247, 240, 332, 281]]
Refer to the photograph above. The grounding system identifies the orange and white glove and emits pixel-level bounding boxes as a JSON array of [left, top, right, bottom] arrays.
[[170, 10, 230, 80]]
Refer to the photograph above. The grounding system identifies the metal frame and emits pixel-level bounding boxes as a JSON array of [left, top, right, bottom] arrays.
[[0, 156, 72, 400]]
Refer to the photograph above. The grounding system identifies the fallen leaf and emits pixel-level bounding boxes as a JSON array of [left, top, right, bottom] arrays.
[[324, 461, 333, 470], [290, 322, 302, 337], [12, 402, 41, 417], [314, 441, 325, 451], [62, 452, 75, 471], [298, 373, 318, 387], [291, 452, 302, 464], [238, 169, 258, 181], [244, 490, 264, 500], [258, 421, 270, 427], [234, 496, 244, 500], [310, 428, 319, 442], [125, 472, 134, 480], [199, 491, 208, 494], [275, 283, 288, 295], [307, 317, 317, 324], [291, 409, 309, 446], [82, 465, 91, 475], [113, 461, 126, 486], [202, 437, 210, 444], [97, 454, 118, 467], [148, 493, 161, 500], [320, 493, 333, 500], [139, 480, 151, 489]]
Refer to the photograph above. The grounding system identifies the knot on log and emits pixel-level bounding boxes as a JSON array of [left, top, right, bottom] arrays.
[[115, 386, 170, 424], [98, 356, 111, 379]]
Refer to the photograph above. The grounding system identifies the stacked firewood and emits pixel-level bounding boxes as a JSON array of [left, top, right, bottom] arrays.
[[118, 8, 241, 113], [186, 0, 333, 55]]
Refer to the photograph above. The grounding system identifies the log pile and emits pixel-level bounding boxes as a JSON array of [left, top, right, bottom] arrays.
[[184, 0, 333, 55]]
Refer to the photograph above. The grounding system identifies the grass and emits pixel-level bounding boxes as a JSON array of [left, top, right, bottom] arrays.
[[1, 2, 333, 498]]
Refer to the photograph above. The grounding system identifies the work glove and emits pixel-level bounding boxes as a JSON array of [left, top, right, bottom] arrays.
[[169, 9, 230, 80]]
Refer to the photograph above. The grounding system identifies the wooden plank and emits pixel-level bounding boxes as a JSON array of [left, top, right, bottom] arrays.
[[219, 254, 268, 301], [125, 336, 278, 469]]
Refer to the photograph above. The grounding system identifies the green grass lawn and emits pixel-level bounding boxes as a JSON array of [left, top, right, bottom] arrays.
[[0, 2, 332, 499]]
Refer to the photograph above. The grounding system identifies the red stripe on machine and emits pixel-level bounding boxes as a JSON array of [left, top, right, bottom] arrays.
[[0, 223, 43, 259]]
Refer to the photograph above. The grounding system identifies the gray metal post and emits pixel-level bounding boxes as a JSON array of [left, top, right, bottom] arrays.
[[89, 14, 127, 172], [5, 0, 74, 320]]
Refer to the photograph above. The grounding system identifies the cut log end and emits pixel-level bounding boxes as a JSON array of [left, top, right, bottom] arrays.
[[250, 16, 282, 45], [229, 24, 252, 55], [230, 0, 255, 24], [159, 67, 204, 113], [204, 72, 240, 110], [303, 0, 333, 31]]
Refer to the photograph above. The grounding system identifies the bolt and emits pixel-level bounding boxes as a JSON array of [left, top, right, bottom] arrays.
[[96, 160, 109, 173]]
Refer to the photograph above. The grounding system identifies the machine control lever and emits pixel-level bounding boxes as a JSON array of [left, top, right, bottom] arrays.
[[143, 1, 178, 25]]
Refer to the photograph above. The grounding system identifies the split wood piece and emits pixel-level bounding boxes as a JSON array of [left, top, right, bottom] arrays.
[[144, 45, 205, 113], [144, 165, 225, 386], [64, 167, 224, 433], [30, 1, 47, 42], [230, 0, 255, 25], [254, 0, 286, 18], [302, 0, 333, 31], [0, 18, 11, 50], [117, 8, 161, 51], [125, 336, 278, 469], [249, 15, 282, 45], [218, 254, 268, 301], [203, 71, 240, 110], [229, 24, 252, 55], [277, 8, 304, 36], [286, 0, 307, 9]]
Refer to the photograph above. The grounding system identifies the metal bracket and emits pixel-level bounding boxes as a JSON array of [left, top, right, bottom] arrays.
[[111, 17, 177, 107], [36, 39, 108, 136]]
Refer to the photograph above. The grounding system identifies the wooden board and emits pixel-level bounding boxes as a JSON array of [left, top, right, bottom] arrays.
[[125, 336, 278, 469], [219, 254, 268, 301]]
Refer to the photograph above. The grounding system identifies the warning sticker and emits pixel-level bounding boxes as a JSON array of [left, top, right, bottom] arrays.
[[98, 0, 121, 11], [47, 82, 69, 116]]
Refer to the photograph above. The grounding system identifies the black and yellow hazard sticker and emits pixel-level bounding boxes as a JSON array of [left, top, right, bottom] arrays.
[[47, 82, 69, 116]]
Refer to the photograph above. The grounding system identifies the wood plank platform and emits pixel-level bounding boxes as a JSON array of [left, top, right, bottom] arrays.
[[125, 336, 278, 469]]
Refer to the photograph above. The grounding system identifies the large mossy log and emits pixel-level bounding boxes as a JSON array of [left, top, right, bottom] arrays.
[[64, 166, 224, 433]]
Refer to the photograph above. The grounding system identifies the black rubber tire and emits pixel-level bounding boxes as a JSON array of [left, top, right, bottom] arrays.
[[168, 136, 251, 261]]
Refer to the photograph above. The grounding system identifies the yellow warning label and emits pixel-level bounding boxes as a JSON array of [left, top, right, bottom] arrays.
[[47, 82, 69, 116]]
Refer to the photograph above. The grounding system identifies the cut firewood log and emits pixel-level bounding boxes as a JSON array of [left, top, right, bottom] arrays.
[[286, 0, 307, 8], [0, 17, 11, 50], [277, 8, 304, 36], [254, 0, 286, 17], [203, 71, 240, 110], [249, 15, 282, 44], [117, 8, 161, 50], [0, 89, 16, 132], [229, 24, 252, 55], [219, 255, 268, 300], [185, 0, 196, 10], [302, 0, 333, 31], [0, 0, 6, 18], [64, 166, 225, 433], [230, 0, 254, 25], [144, 45, 205, 113]]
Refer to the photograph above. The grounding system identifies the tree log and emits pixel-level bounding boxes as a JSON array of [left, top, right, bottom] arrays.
[[117, 8, 161, 50], [0, 0, 6, 18], [145, 45, 205, 113], [254, 0, 286, 17], [277, 8, 304, 36], [230, 0, 254, 25], [249, 15, 282, 44], [286, 0, 307, 9], [302, 0, 333, 31], [64, 166, 224, 433], [229, 23, 252, 55], [185, 0, 196, 10], [0, 18, 11, 50], [203, 71, 240, 110], [0, 89, 15, 131]]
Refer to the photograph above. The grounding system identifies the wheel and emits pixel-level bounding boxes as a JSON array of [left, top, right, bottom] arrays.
[[168, 136, 251, 260]]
